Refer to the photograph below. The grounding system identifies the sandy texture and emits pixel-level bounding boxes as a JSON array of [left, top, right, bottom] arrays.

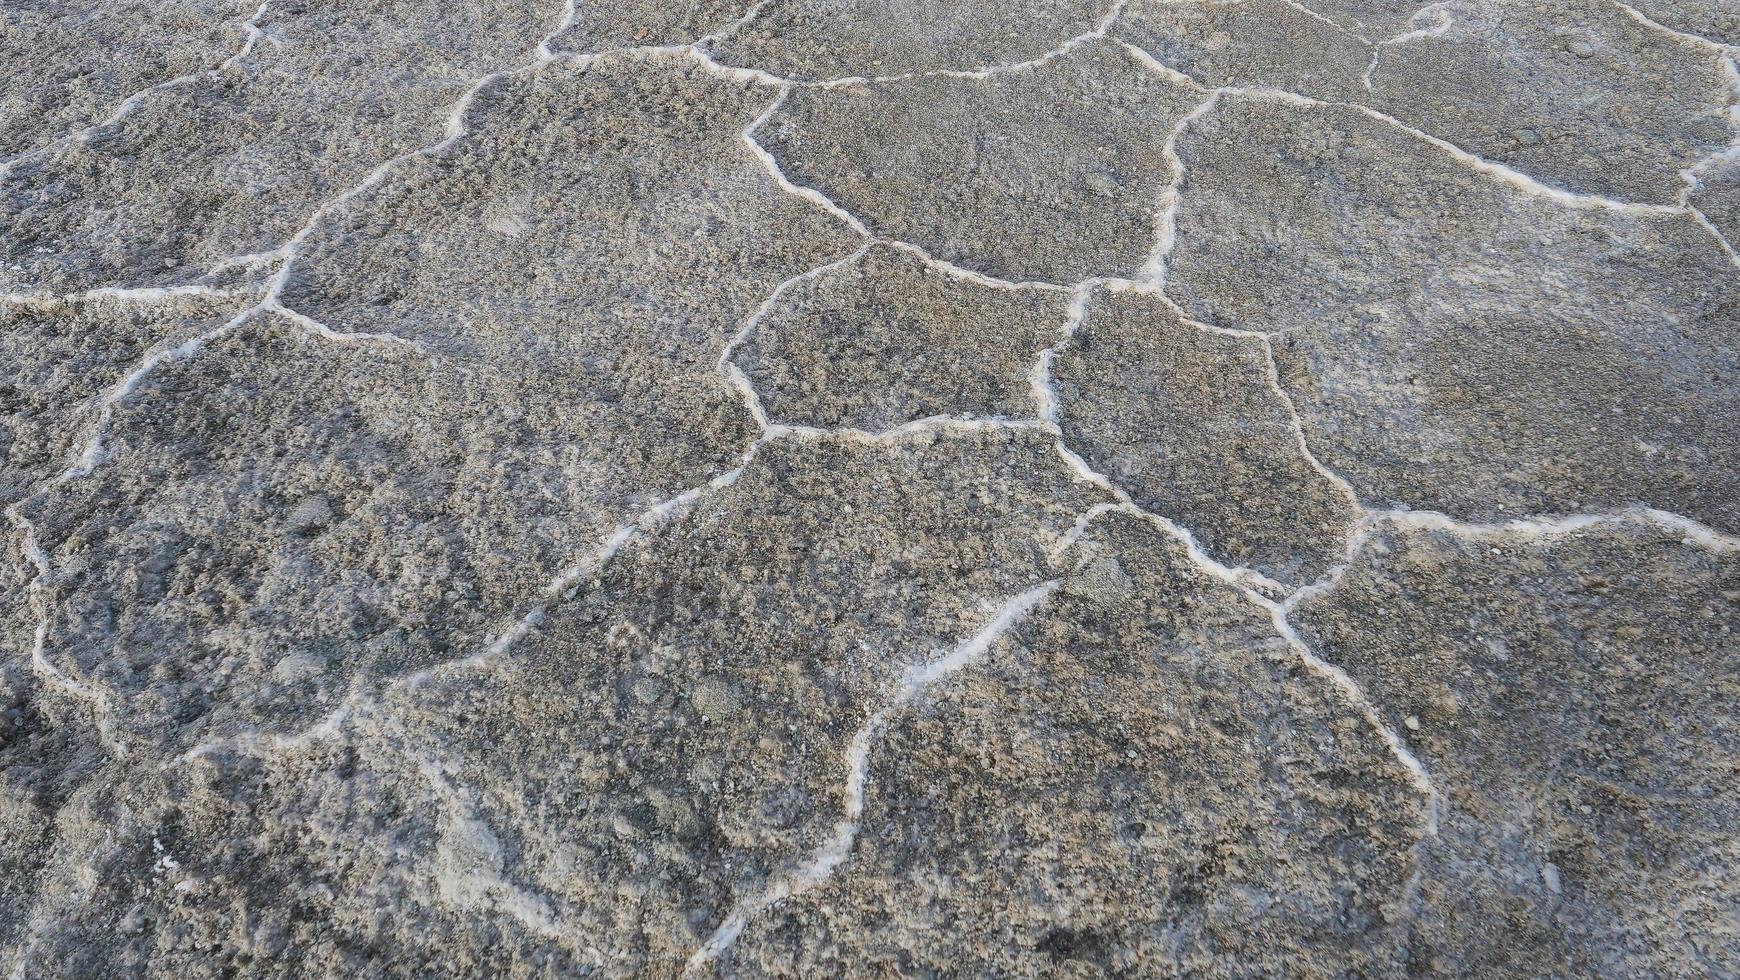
[[3, 0, 1737, 976]]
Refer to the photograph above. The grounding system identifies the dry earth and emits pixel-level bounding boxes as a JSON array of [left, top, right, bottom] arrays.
[[3, 0, 1739, 976]]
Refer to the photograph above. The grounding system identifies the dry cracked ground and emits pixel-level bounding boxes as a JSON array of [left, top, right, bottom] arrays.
[[2, 0, 1739, 977]]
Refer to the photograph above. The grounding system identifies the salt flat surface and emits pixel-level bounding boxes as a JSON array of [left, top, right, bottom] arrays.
[[2, 0, 1738, 975]]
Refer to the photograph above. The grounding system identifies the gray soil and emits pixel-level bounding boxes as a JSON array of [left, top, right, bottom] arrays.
[[2, 1, 1737, 977]]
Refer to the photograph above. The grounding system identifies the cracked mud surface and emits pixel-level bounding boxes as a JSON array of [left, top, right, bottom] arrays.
[[1, 0, 1737, 976]]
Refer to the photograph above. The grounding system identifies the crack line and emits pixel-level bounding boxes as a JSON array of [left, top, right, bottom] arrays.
[[417, 757, 588, 952], [719, 244, 874, 429], [1049, 437, 1289, 596], [3, 507, 131, 758], [728, 64, 1084, 295], [1021, 99, 1442, 913], [0, 283, 253, 308], [1367, 505, 1739, 553], [753, 1, 1126, 91], [160, 21, 1097, 768], [1227, 85, 1689, 215], [736, 84, 869, 236], [1029, 281, 1096, 426], [533, 0, 581, 61], [1044, 496, 1445, 895], [0, 1, 273, 180], [1612, 1, 1740, 54], [697, 0, 779, 50], [31, 38, 578, 494], [263, 299, 426, 351], [1115, 40, 1716, 219], [1135, 86, 1223, 284], [681, 581, 1062, 975], [177, 433, 772, 768], [20, 0, 584, 767], [718, 44, 1734, 946], [1043, 490, 1445, 842], [1677, 53, 1740, 269], [219, 0, 275, 72], [52, 307, 257, 485], [1275, 0, 1373, 42], [1361, 2, 1455, 90]]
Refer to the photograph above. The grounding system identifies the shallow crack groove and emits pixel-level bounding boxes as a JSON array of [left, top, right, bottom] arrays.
[[1369, 505, 1740, 553], [0, 1, 272, 178], [1613, 1, 1740, 53], [15, 0, 633, 509], [1108, 278, 1267, 337], [1251, 337, 1366, 508], [1051, 434, 1290, 594], [1237, 85, 1689, 215], [1257, 591, 1441, 914], [1361, 2, 1455, 90], [730, 68, 1086, 296], [3, 507, 131, 759], [1135, 86, 1223, 285], [533, 0, 581, 61], [682, 45, 791, 87], [1114, 40, 1717, 219], [29, 292, 413, 493], [417, 759, 583, 950], [1679, 54, 1740, 268], [3, 34, 854, 753], [1113, 36, 1208, 91], [176, 438, 773, 768], [1690, 204, 1740, 267], [696, 0, 778, 50], [8, 7, 1734, 971], [531, 445, 768, 613], [878, 240, 1073, 293], [0, 283, 253, 309], [27, 32, 556, 495], [734, 0, 1128, 91], [1029, 282, 1097, 426], [1048, 497, 1446, 902], [219, 0, 275, 72], [736, 84, 871, 237], [1027, 267, 1441, 894], [1253, 602, 1440, 836], [263, 299, 426, 351], [1283, 504, 1740, 622], [771, 417, 1053, 443], [681, 582, 1062, 975], [1106, 31, 1739, 594], [5, 294, 420, 733], [52, 307, 256, 486], [1052, 493, 1444, 821], [154, 28, 1092, 771], [1276, 0, 1373, 41], [719, 244, 874, 429]]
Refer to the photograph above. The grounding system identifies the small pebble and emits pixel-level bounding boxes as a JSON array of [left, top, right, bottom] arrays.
[[286, 494, 335, 534]]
